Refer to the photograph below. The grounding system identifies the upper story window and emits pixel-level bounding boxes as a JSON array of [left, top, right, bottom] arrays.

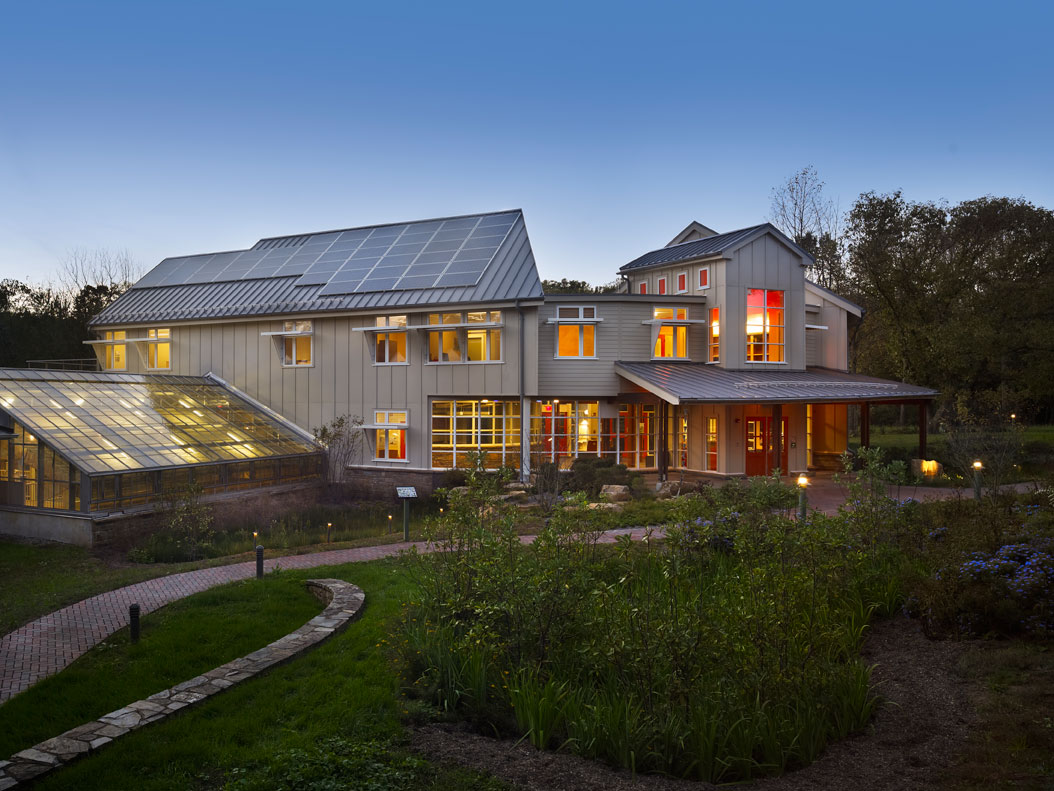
[[652, 307, 688, 359], [426, 310, 503, 363], [708, 308, 719, 362], [676, 272, 688, 293], [657, 277, 667, 295], [147, 329, 171, 370], [282, 320, 313, 367], [698, 267, 710, 290], [375, 315, 407, 364], [373, 410, 407, 461], [104, 331, 126, 371], [554, 306, 597, 358], [746, 289, 784, 362], [638, 282, 647, 294]]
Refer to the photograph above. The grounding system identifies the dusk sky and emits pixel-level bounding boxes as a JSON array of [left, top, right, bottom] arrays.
[[1, 0, 1051, 287]]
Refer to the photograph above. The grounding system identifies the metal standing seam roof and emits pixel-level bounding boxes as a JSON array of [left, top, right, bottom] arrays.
[[614, 362, 938, 405], [0, 369, 320, 475], [619, 223, 812, 273], [91, 210, 544, 327]]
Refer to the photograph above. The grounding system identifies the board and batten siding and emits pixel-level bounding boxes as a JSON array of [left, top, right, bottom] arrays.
[[101, 304, 538, 469], [536, 297, 709, 397]]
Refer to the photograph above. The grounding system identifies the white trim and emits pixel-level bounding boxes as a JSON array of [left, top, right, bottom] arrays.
[[425, 360, 504, 366], [545, 317, 603, 324], [675, 270, 688, 294], [408, 321, 503, 331], [697, 266, 711, 290], [657, 276, 667, 295], [260, 330, 311, 337], [805, 324, 829, 330]]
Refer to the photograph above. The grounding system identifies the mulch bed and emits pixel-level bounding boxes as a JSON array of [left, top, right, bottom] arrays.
[[409, 615, 974, 791]]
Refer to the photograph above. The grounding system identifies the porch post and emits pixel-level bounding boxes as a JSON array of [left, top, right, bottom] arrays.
[[861, 402, 871, 449], [918, 400, 928, 459], [772, 403, 783, 475], [658, 401, 668, 480]]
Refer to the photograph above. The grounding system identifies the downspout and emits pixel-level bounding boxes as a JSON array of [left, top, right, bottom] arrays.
[[516, 299, 528, 483]]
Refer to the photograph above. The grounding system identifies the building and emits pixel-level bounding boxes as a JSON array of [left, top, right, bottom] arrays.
[[0, 210, 935, 543]]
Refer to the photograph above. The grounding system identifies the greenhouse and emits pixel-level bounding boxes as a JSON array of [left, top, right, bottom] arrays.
[[0, 369, 322, 528]]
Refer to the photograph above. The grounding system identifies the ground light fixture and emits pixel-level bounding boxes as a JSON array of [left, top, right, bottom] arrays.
[[796, 474, 808, 522], [972, 460, 983, 501]]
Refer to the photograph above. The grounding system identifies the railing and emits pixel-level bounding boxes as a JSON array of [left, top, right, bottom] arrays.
[[25, 359, 100, 371]]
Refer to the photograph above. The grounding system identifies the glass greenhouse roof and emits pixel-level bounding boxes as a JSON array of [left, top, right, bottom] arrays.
[[0, 369, 318, 474]]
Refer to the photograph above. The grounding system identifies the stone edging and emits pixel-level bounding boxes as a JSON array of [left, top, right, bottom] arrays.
[[0, 578, 364, 789]]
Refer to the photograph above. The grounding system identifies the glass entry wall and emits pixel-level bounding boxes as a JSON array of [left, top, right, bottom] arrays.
[[430, 399, 521, 470], [529, 401, 657, 470]]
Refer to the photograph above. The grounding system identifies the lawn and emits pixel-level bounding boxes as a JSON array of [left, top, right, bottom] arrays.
[[0, 558, 507, 791]]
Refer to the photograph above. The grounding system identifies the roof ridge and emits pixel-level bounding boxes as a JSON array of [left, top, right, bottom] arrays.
[[254, 208, 523, 246]]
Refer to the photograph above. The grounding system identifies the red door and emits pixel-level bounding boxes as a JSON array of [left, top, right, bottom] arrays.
[[744, 417, 788, 476]]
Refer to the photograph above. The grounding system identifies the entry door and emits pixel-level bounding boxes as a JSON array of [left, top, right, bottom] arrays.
[[744, 417, 788, 476]]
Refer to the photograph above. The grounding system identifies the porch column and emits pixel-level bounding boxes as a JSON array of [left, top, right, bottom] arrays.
[[918, 400, 928, 459], [772, 403, 783, 475], [520, 395, 531, 483], [658, 401, 668, 480], [861, 402, 871, 449]]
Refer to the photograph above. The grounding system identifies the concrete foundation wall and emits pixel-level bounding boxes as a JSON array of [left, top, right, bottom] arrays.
[[344, 466, 446, 500], [0, 509, 94, 546]]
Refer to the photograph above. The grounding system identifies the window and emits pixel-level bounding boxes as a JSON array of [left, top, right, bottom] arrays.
[[374, 410, 407, 461], [676, 272, 688, 293], [104, 331, 126, 370], [374, 315, 407, 364], [708, 308, 719, 362], [147, 329, 170, 370], [426, 310, 503, 363], [657, 277, 667, 295], [555, 306, 596, 358], [698, 267, 710, 289], [467, 311, 502, 361], [746, 289, 784, 362], [282, 320, 313, 366], [638, 282, 647, 295], [705, 416, 718, 471], [431, 399, 520, 469], [652, 307, 688, 359]]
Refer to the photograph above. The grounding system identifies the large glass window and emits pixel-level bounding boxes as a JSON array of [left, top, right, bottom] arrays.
[[426, 311, 502, 364], [746, 289, 785, 362], [428, 313, 462, 362], [466, 311, 502, 361], [375, 316, 408, 364], [431, 399, 520, 469], [529, 401, 657, 470], [555, 306, 596, 358], [708, 308, 720, 362], [147, 329, 171, 370], [104, 331, 126, 370], [652, 307, 688, 359], [706, 416, 718, 471], [282, 320, 313, 366], [374, 410, 407, 461]]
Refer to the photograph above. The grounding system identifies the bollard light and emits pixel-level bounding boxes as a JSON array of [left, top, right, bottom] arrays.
[[327, 522, 332, 543], [972, 460, 983, 501], [129, 603, 141, 643], [256, 545, 264, 579], [796, 474, 808, 522], [388, 514, 393, 532]]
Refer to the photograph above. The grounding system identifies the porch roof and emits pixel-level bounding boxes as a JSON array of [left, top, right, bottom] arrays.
[[614, 362, 938, 405]]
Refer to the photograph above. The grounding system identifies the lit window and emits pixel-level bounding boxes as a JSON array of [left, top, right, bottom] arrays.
[[104, 331, 126, 370], [374, 411, 407, 461], [467, 311, 501, 361], [746, 289, 784, 362], [375, 315, 407, 364], [658, 277, 667, 295], [676, 272, 687, 293], [706, 416, 718, 470], [282, 320, 313, 366], [431, 399, 520, 470], [428, 313, 463, 362], [555, 306, 597, 358], [426, 311, 503, 364], [708, 308, 719, 362], [698, 267, 710, 289], [147, 329, 170, 370], [639, 282, 647, 294], [652, 307, 688, 359]]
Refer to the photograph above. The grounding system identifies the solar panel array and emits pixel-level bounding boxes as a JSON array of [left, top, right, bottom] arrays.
[[134, 212, 519, 294]]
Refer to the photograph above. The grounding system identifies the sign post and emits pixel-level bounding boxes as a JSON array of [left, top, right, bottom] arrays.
[[396, 486, 417, 541]]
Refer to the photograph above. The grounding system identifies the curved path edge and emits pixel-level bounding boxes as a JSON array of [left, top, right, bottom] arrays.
[[0, 578, 364, 789]]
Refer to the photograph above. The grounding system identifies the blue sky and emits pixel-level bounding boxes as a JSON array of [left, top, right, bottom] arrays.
[[1, 0, 1051, 286]]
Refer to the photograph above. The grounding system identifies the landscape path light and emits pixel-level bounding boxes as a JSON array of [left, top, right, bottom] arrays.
[[256, 544, 264, 579], [972, 460, 983, 501], [796, 474, 809, 522]]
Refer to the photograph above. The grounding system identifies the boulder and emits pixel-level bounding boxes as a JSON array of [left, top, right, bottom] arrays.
[[600, 484, 631, 502], [587, 501, 624, 512]]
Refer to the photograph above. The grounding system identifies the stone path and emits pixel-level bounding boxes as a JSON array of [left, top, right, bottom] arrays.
[[0, 578, 365, 789]]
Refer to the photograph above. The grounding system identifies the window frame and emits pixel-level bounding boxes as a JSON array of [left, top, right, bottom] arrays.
[[708, 307, 719, 363], [676, 271, 688, 294], [551, 305, 599, 359], [745, 288, 786, 363], [638, 282, 647, 295], [697, 266, 710, 290], [280, 320, 314, 368], [104, 331, 127, 371], [650, 306, 690, 360], [146, 328, 171, 371], [373, 315, 409, 366], [424, 310, 504, 365], [373, 409, 409, 462], [657, 276, 667, 295]]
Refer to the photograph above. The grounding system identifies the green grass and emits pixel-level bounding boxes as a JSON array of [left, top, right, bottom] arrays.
[[1, 558, 506, 791]]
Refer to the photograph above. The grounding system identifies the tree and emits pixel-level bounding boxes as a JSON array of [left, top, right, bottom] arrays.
[[542, 278, 621, 294], [770, 166, 846, 290], [313, 414, 365, 484]]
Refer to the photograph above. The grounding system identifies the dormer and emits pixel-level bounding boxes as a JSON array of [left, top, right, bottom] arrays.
[[666, 221, 719, 247]]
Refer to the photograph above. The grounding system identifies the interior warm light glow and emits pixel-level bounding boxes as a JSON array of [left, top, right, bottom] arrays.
[[193, 410, 204, 417], [920, 459, 939, 476], [746, 315, 765, 335], [796, 474, 809, 488], [72, 397, 84, 406], [227, 431, 241, 441], [178, 400, 192, 408], [972, 460, 983, 470]]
